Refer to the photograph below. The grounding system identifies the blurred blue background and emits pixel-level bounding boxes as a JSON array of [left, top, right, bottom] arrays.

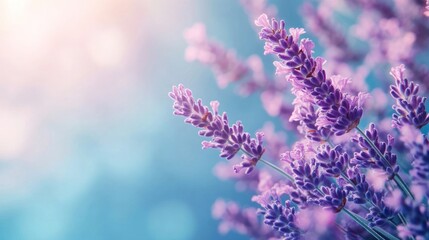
[[0, 0, 305, 239]]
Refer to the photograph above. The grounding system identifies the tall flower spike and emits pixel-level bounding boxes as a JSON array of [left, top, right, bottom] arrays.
[[169, 84, 265, 174], [255, 14, 365, 137], [390, 64, 429, 129]]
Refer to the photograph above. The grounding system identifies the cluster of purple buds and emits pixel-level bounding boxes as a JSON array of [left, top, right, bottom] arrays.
[[255, 14, 365, 138], [169, 84, 265, 174], [398, 198, 429, 239], [390, 64, 429, 129], [315, 145, 349, 177], [258, 198, 300, 239], [352, 123, 399, 179], [170, 3, 429, 238]]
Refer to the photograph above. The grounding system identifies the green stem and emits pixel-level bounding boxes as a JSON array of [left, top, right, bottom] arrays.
[[342, 208, 385, 240], [356, 126, 414, 200], [394, 174, 415, 200], [259, 158, 294, 182]]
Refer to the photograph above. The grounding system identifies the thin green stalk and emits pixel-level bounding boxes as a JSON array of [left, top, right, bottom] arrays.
[[356, 126, 414, 199], [236, 143, 293, 181], [342, 208, 385, 240], [259, 158, 294, 181], [394, 174, 414, 200]]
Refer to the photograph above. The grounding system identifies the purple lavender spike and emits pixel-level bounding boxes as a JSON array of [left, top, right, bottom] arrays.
[[389, 64, 429, 129], [255, 14, 366, 137], [169, 84, 265, 174], [352, 123, 399, 179]]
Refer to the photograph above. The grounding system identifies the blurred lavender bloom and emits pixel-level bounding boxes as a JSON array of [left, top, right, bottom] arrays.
[[212, 199, 277, 239], [425, 0, 429, 17], [169, 84, 265, 174], [345, 0, 395, 19], [397, 198, 429, 240], [351, 7, 429, 89], [295, 206, 337, 240], [301, 3, 361, 62], [258, 122, 288, 160], [255, 14, 365, 136], [352, 123, 399, 179], [213, 162, 260, 191], [184, 25, 299, 132], [184, 23, 248, 88], [399, 125, 429, 198], [390, 64, 429, 129], [240, 0, 277, 23]]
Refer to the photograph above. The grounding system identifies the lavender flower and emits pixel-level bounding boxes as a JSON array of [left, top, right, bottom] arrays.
[[212, 199, 276, 239], [184, 23, 248, 88], [316, 145, 349, 177], [425, 0, 429, 17], [259, 197, 301, 239], [290, 158, 324, 191], [301, 3, 361, 62], [171, 2, 429, 239], [398, 198, 429, 239], [169, 84, 265, 174], [316, 185, 348, 212], [390, 64, 429, 129], [255, 14, 365, 137], [400, 125, 429, 198], [352, 123, 399, 179], [365, 190, 396, 227]]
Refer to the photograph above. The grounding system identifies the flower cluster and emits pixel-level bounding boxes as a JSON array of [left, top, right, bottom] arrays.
[[169, 84, 265, 174], [170, 1, 429, 239], [390, 64, 429, 129], [255, 13, 365, 137]]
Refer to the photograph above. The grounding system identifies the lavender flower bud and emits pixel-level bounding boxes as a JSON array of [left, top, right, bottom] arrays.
[[317, 184, 348, 212], [398, 198, 429, 239], [352, 123, 399, 179], [169, 84, 265, 174], [316, 145, 349, 177], [255, 14, 365, 137], [390, 64, 429, 129], [259, 198, 301, 239]]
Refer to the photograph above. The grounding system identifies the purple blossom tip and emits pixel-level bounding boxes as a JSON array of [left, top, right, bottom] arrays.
[[389, 64, 429, 129], [170, 84, 265, 174]]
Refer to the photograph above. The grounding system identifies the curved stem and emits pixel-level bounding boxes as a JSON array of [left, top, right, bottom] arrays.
[[259, 158, 294, 181], [342, 208, 385, 240]]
